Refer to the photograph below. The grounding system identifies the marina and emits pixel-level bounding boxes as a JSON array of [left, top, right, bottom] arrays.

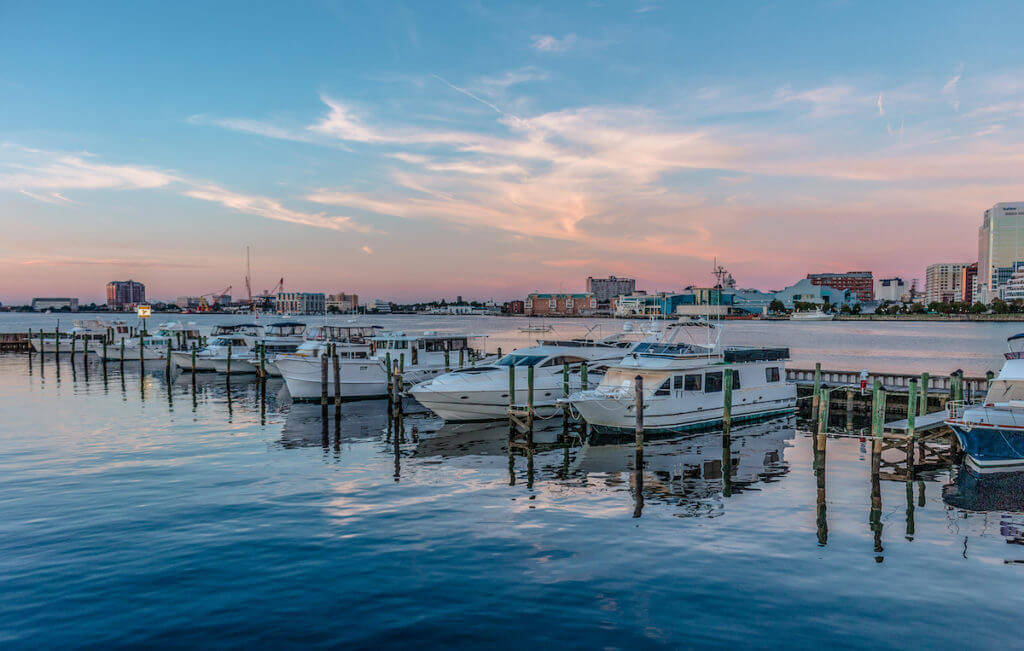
[[4, 313, 1024, 646]]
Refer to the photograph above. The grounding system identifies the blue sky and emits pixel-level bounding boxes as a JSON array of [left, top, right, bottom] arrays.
[[2, 0, 1023, 302]]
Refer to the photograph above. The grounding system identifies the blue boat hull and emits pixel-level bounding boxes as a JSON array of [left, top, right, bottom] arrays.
[[948, 423, 1024, 473]]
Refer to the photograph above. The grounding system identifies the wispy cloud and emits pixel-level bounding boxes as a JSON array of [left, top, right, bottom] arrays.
[[876, 92, 885, 116], [183, 184, 372, 232], [16, 256, 210, 269], [530, 33, 576, 52], [943, 65, 963, 112]]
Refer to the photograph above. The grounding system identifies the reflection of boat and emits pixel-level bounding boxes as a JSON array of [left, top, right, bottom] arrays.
[[947, 333, 1024, 473], [278, 400, 391, 448], [567, 323, 796, 436], [790, 309, 833, 321], [414, 420, 563, 458], [943, 466, 1024, 512], [410, 322, 663, 421]]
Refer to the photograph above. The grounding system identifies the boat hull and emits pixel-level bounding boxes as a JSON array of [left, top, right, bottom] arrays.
[[409, 388, 567, 421], [210, 358, 259, 374], [94, 346, 167, 361], [575, 398, 797, 437], [276, 357, 389, 400], [170, 351, 218, 371], [947, 422, 1024, 473]]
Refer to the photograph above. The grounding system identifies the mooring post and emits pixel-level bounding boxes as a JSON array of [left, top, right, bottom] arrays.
[[871, 379, 886, 439], [919, 372, 930, 416], [444, 349, 450, 372], [27, 328, 32, 356], [139, 334, 145, 367], [320, 353, 329, 418], [497, 346, 502, 359], [723, 366, 733, 433], [818, 387, 830, 436], [907, 379, 918, 478], [120, 337, 125, 364], [399, 353, 405, 375], [190, 342, 196, 374], [39, 330, 44, 357], [226, 342, 232, 375], [459, 348, 464, 369], [581, 362, 588, 390], [562, 361, 570, 419], [385, 352, 392, 394], [526, 364, 535, 442], [508, 364, 516, 409], [634, 375, 644, 450], [811, 362, 822, 424], [165, 338, 172, 376], [71, 333, 77, 359], [845, 387, 854, 432], [102, 336, 108, 366], [260, 343, 266, 378], [333, 352, 341, 422]]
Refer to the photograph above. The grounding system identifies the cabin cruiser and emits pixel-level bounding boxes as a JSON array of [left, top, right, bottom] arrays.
[[565, 324, 796, 436], [271, 325, 378, 381], [278, 331, 491, 401], [94, 321, 202, 361], [790, 309, 834, 321], [945, 334, 1024, 473], [31, 319, 129, 353], [409, 322, 665, 421], [209, 322, 306, 374], [170, 323, 264, 371]]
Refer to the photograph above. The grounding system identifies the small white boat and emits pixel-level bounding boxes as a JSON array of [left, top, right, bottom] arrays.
[[566, 324, 796, 436], [519, 324, 554, 333], [790, 309, 834, 321], [31, 319, 129, 353], [170, 323, 264, 371], [95, 321, 202, 361], [410, 321, 665, 421], [279, 331, 492, 401], [946, 333, 1024, 473]]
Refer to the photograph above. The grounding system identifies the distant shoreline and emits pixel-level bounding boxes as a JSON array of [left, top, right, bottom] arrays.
[[832, 314, 1024, 322]]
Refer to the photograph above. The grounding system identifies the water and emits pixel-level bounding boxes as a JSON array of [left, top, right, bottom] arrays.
[[2, 315, 1023, 647]]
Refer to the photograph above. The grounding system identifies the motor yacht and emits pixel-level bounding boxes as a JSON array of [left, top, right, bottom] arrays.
[[945, 333, 1024, 473], [278, 331, 491, 401], [409, 321, 665, 421], [170, 323, 264, 371], [31, 318, 129, 353], [94, 321, 202, 361], [565, 324, 796, 436], [272, 325, 378, 384], [790, 309, 834, 321], [209, 321, 306, 374]]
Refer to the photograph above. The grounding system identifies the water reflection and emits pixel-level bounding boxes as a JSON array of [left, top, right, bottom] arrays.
[[279, 399, 391, 448]]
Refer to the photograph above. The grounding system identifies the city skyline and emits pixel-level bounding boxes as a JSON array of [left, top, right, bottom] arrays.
[[4, 2, 1024, 302]]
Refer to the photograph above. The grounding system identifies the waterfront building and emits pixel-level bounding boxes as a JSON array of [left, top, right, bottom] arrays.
[[175, 296, 201, 310], [978, 202, 1024, 296], [873, 277, 908, 303], [506, 300, 525, 314], [275, 292, 325, 315], [525, 292, 597, 316], [1001, 265, 1024, 302], [614, 294, 663, 317], [326, 292, 358, 313], [806, 271, 873, 303], [772, 278, 854, 309], [586, 276, 636, 304], [106, 280, 145, 309], [31, 297, 79, 312], [365, 299, 392, 313], [925, 263, 969, 303], [960, 264, 978, 303]]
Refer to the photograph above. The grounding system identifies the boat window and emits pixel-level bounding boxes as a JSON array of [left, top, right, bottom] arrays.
[[705, 371, 723, 393], [655, 379, 671, 396], [685, 374, 702, 391], [495, 354, 546, 367], [673, 375, 683, 389], [765, 367, 781, 383]]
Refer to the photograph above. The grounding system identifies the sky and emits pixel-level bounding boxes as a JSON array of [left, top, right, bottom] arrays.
[[2, 0, 1023, 303]]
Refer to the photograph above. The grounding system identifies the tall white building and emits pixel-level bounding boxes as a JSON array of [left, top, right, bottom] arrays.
[[925, 263, 968, 303], [873, 277, 907, 302], [978, 202, 1024, 295]]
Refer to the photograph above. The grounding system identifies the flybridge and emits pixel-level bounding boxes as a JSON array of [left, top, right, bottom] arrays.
[[723, 347, 790, 363]]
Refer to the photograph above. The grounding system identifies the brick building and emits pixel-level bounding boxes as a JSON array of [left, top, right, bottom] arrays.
[[524, 293, 597, 316], [806, 271, 873, 303]]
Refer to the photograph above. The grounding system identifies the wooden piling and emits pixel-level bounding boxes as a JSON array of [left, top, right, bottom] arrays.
[[444, 349, 450, 372], [722, 366, 733, 432], [139, 334, 145, 366], [320, 353, 329, 418], [497, 346, 502, 358], [333, 352, 341, 422], [399, 353, 405, 375], [71, 333, 77, 358], [919, 372, 929, 416], [871, 380, 886, 439], [226, 342, 232, 375], [166, 338, 172, 376], [120, 337, 125, 364], [385, 352, 392, 390], [581, 362, 588, 390], [508, 365, 516, 409], [459, 348, 464, 369], [190, 342, 196, 374], [634, 375, 644, 450], [811, 362, 822, 425], [845, 388, 854, 432], [526, 364, 535, 438], [102, 337, 108, 365]]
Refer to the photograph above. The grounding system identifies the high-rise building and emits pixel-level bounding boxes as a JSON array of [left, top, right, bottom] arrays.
[[106, 280, 145, 309], [275, 292, 325, 314], [925, 263, 969, 303], [978, 202, 1024, 295], [806, 271, 873, 303], [873, 277, 907, 302], [586, 276, 636, 304], [960, 263, 978, 303]]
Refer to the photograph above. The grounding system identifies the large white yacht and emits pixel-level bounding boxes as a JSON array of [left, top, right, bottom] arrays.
[[566, 325, 795, 436], [278, 331, 491, 401], [209, 321, 307, 374], [271, 325, 378, 380], [31, 318, 129, 353], [409, 322, 665, 421], [94, 321, 202, 361], [170, 323, 264, 371]]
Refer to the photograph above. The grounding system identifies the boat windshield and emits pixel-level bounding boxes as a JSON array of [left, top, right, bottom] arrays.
[[986, 380, 1024, 403], [495, 354, 547, 367]]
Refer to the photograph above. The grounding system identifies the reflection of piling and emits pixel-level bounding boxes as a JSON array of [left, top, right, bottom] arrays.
[[906, 379, 919, 478], [723, 365, 733, 432], [722, 431, 732, 498], [120, 338, 125, 365], [320, 353, 329, 419], [811, 362, 822, 428], [633, 448, 644, 519], [905, 479, 915, 540], [870, 442, 883, 560], [226, 342, 232, 375], [814, 430, 828, 546], [818, 388, 830, 435], [333, 353, 342, 424], [634, 375, 644, 450]]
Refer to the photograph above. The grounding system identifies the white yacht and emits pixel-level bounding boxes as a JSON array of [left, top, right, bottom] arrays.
[[31, 319, 129, 353], [94, 321, 202, 361], [270, 325, 378, 380], [409, 322, 665, 421], [566, 326, 795, 436], [790, 309, 834, 321], [209, 321, 306, 374], [170, 323, 264, 371], [278, 331, 491, 401]]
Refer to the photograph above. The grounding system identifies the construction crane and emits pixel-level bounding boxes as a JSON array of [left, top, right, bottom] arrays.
[[254, 277, 284, 311], [198, 285, 232, 312]]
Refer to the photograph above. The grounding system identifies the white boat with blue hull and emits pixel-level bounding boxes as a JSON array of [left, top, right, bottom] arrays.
[[566, 323, 796, 439], [945, 334, 1024, 473]]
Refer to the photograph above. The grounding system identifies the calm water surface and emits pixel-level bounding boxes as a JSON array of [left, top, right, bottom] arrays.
[[1, 314, 1023, 647]]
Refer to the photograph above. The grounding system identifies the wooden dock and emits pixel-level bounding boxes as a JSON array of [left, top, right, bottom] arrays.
[[883, 410, 948, 434]]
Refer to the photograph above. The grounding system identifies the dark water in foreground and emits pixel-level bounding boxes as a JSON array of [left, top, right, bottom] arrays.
[[2, 351, 1024, 648]]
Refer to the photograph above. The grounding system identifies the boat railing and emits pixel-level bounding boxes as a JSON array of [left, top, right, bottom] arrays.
[[946, 400, 968, 419]]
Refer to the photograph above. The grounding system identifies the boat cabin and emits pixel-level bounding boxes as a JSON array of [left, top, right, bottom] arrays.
[[211, 324, 263, 337], [265, 322, 306, 338]]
